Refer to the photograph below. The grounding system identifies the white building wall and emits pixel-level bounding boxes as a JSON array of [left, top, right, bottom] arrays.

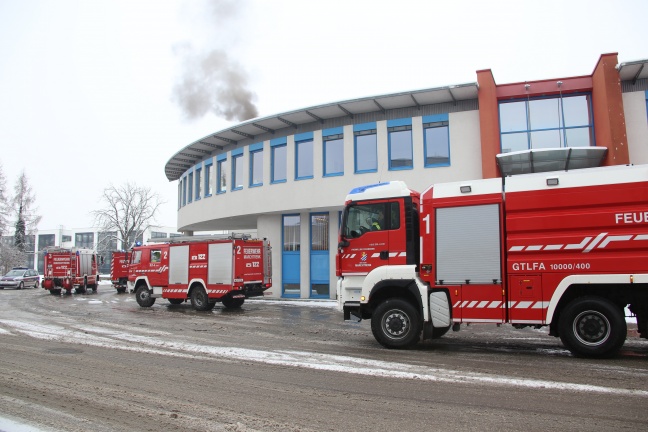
[[623, 91, 648, 164]]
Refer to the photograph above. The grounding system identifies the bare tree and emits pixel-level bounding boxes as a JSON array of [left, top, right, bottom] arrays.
[[91, 183, 165, 251]]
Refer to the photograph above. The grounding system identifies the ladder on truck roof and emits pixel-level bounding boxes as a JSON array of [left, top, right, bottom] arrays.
[[144, 232, 255, 244]]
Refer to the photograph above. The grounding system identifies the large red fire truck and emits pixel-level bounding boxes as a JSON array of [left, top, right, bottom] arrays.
[[110, 251, 130, 293], [337, 164, 648, 358], [42, 247, 100, 295], [129, 234, 272, 310]]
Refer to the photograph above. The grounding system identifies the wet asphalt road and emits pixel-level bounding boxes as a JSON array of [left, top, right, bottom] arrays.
[[0, 285, 647, 431]]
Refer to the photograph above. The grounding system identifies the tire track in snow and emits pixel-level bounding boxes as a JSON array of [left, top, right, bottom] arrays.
[[1, 318, 647, 398]]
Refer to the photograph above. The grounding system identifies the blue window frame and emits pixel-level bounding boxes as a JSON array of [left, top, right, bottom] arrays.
[[423, 114, 450, 167], [271, 137, 287, 183], [295, 132, 314, 180], [216, 154, 227, 194], [323, 127, 344, 177], [310, 213, 329, 298], [194, 167, 202, 201], [354, 122, 377, 173], [249, 142, 263, 187], [282, 214, 300, 298], [181, 177, 187, 206], [232, 149, 243, 191], [187, 171, 193, 203], [204, 160, 213, 197], [499, 93, 594, 153], [387, 118, 413, 170]]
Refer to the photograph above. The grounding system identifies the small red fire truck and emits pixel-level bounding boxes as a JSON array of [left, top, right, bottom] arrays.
[[110, 251, 130, 293], [337, 164, 648, 358], [129, 234, 272, 310], [42, 247, 100, 295]]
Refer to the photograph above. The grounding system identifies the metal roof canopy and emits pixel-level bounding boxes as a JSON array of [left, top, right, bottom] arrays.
[[496, 147, 608, 177], [165, 82, 479, 181], [617, 59, 648, 83]]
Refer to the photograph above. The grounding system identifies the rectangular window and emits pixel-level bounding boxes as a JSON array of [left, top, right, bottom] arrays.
[[323, 133, 344, 177], [150, 231, 167, 239], [204, 162, 213, 197], [354, 123, 377, 173], [388, 119, 413, 170], [217, 158, 227, 194], [296, 138, 314, 180], [499, 94, 594, 153], [75, 232, 94, 249], [423, 118, 450, 167], [61, 235, 72, 243], [271, 140, 287, 183], [195, 167, 202, 201], [182, 177, 187, 206], [250, 143, 263, 187], [310, 213, 329, 297], [188, 172, 193, 203], [232, 153, 243, 190]]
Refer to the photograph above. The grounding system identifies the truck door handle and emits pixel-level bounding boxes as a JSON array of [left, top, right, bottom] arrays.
[[380, 251, 389, 260]]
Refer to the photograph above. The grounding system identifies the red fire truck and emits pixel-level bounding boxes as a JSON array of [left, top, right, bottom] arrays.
[[42, 247, 100, 295], [337, 164, 648, 358], [129, 234, 272, 310], [110, 251, 130, 293]]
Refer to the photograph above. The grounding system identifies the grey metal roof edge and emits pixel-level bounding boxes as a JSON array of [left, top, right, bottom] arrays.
[[164, 82, 479, 181]]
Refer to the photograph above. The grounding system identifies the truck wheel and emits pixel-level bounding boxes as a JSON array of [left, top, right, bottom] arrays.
[[222, 297, 245, 309], [558, 296, 626, 358], [371, 298, 422, 349], [76, 279, 87, 294], [135, 285, 156, 308], [430, 326, 451, 339], [168, 298, 184, 305], [50, 289, 61, 296], [190, 287, 212, 311], [116, 288, 126, 294]]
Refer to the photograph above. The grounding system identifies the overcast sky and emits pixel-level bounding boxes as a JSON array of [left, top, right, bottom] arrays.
[[0, 0, 646, 232]]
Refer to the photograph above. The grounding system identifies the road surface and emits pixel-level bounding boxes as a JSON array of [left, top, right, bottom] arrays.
[[0, 285, 647, 431]]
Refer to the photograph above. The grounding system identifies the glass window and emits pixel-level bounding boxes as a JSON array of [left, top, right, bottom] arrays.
[[342, 202, 399, 238], [424, 122, 450, 167], [61, 235, 72, 243], [204, 163, 213, 197], [75, 232, 94, 249], [182, 177, 187, 206], [388, 125, 413, 170], [283, 215, 300, 251], [150, 250, 162, 263], [499, 94, 594, 152], [272, 144, 287, 183], [324, 135, 344, 177], [296, 139, 314, 179], [217, 159, 226, 193], [132, 250, 142, 264], [232, 154, 243, 190], [354, 130, 377, 173], [150, 232, 167, 239], [195, 168, 202, 201], [250, 149, 263, 186], [311, 214, 329, 251], [177, 183, 182, 209], [188, 172, 193, 203]]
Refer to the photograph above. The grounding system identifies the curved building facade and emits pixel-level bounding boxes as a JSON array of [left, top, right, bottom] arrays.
[[167, 53, 648, 299]]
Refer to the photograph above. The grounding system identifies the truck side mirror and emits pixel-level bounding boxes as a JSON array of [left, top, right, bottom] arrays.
[[338, 240, 350, 248]]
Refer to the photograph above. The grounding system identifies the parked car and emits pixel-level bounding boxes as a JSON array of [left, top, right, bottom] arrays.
[[0, 267, 40, 289]]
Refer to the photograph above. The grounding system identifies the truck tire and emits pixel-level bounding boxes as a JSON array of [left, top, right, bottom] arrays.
[[50, 289, 61, 296], [371, 298, 422, 349], [190, 286, 213, 311], [135, 285, 156, 308], [168, 298, 184, 305], [222, 297, 244, 309], [558, 296, 626, 358], [76, 279, 87, 294]]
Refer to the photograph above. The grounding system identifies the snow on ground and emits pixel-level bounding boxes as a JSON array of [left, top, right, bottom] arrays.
[[1, 314, 647, 399]]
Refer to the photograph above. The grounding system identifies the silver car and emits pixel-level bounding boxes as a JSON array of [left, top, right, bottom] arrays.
[[0, 268, 40, 289]]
